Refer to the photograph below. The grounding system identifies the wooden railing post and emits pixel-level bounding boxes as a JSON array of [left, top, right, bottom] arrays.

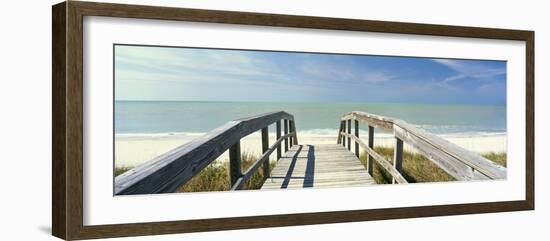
[[291, 120, 298, 145], [367, 125, 374, 175], [284, 119, 289, 152], [342, 121, 346, 147], [354, 120, 359, 157], [393, 137, 404, 184], [347, 119, 351, 150], [288, 120, 294, 148], [332, 111, 506, 183], [261, 127, 270, 178], [115, 111, 298, 194], [337, 120, 344, 144], [276, 120, 281, 160], [229, 141, 242, 186]]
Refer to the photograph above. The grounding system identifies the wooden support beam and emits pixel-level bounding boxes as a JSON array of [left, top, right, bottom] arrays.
[[367, 125, 374, 176], [261, 127, 270, 178], [289, 120, 294, 147], [229, 141, 242, 186], [284, 120, 289, 152], [393, 137, 404, 184], [341, 132, 407, 184], [291, 120, 298, 145], [347, 119, 351, 150], [337, 120, 344, 144], [342, 121, 346, 147], [276, 120, 281, 160], [114, 111, 296, 195], [354, 120, 359, 157]]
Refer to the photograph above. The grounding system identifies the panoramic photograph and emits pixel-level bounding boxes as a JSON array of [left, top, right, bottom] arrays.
[[113, 44, 507, 195]]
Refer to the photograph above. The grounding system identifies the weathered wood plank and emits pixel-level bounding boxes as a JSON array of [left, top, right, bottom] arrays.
[[270, 166, 367, 174], [291, 120, 299, 145], [262, 144, 375, 189], [262, 179, 376, 188], [347, 119, 352, 151], [276, 120, 281, 160], [269, 172, 372, 180], [229, 141, 242, 186], [115, 111, 294, 195], [267, 174, 373, 182], [340, 132, 407, 184], [231, 133, 293, 190], [393, 124, 478, 180], [289, 120, 294, 147], [337, 120, 344, 144], [393, 120, 506, 180], [367, 125, 374, 176], [262, 180, 375, 189], [393, 137, 403, 184], [284, 119, 289, 152], [341, 111, 393, 130], [261, 127, 270, 178], [342, 121, 347, 147], [340, 111, 506, 181], [354, 120, 359, 157]]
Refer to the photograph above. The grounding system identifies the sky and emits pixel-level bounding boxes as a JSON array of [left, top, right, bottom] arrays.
[[114, 45, 507, 105]]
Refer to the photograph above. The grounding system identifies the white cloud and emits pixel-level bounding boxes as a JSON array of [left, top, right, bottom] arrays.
[[432, 59, 505, 79], [115, 45, 279, 80], [298, 59, 393, 85]]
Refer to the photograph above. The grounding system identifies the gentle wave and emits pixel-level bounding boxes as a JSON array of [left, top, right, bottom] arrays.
[[116, 129, 506, 139], [116, 132, 205, 138]]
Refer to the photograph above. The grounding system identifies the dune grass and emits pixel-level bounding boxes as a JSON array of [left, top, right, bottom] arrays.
[[115, 152, 272, 193], [114, 166, 132, 177], [176, 152, 273, 192], [482, 152, 507, 167], [115, 147, 507, 192], [359, 146, 507, 184]]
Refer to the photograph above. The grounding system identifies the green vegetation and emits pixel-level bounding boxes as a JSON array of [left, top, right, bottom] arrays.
[[176, 152, 273, 192], [482, 152, 507, 167], [114, 166, 132, 177], [114, 147, 507, 192], [115, 152, 273, 193], [359, 146, 507, 184]]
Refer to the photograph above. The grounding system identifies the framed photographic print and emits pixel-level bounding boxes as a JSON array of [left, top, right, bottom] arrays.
[[52, 1, 534, 240]]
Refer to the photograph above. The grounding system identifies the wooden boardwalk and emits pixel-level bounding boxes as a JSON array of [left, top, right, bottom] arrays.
[[115, 111, 506, 195], [262, 144, 375, 189]]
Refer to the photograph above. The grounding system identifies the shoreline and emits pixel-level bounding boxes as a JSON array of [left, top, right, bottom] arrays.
[[115, 131, 507, 168]]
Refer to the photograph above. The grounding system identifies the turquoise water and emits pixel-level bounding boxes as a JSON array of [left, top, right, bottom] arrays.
[[114, 101, 506, 135]]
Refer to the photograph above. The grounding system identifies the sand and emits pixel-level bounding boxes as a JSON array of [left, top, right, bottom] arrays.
[[115, 132, 507, 168]]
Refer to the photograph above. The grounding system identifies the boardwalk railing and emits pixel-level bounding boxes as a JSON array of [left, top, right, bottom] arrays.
[[115, 111, 298, 195], [337, 111, 507, 184]]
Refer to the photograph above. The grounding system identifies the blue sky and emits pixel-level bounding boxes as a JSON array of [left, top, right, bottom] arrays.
[[115, 45, 506, 105]]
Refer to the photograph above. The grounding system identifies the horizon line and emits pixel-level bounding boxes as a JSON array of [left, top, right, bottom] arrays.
[[114, 99, 506, 106]]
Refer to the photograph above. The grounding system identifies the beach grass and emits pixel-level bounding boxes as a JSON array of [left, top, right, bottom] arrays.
[[482, 152, 507, 167], [114, 151, 273, 193], [114, 147, 507, 192], [114, 166, 132, 177], [359, 146, 507, 184], [175, 151, 273, 192]]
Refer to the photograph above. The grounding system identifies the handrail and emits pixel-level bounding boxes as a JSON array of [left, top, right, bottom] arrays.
[[115, 111, 298, 195], [340, 132, 407, 184], [338, 111, 506, 182], [230, 133, 293, 190]]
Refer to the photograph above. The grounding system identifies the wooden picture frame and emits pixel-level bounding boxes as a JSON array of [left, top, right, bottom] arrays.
[[52, 1, 534, 240]]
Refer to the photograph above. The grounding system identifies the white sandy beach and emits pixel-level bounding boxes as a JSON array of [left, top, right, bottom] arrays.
[[115, 132, 507, 168]]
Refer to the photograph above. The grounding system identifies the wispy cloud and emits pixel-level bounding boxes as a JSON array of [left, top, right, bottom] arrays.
[[298, 58, 393, 85], [115, 45, 506, 104], [116, 46, 278, 79], [432, 59, 505, 80]]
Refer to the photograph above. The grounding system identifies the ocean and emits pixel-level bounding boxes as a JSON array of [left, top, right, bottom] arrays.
[[114, 101, 506, 136]]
